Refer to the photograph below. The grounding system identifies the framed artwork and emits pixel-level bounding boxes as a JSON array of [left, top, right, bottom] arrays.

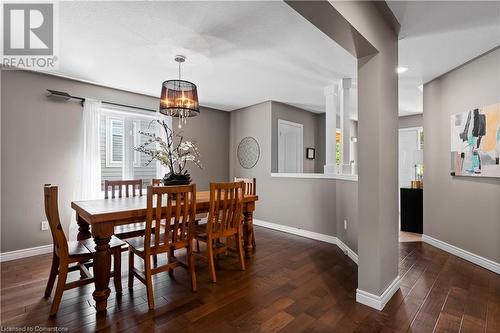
[[237, 137, 260, 169], [450, 103, 500, 178], [306, 147, 315, 160]]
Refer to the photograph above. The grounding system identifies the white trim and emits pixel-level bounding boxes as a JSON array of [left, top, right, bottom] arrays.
[[356, 275, 401, 310], [278, 119, 304, 173], [105, 116, 124, 167], [336, 237, 359, 264], [422, 234, 500, 274], [0, 244, 52, 263], [253, 219, 358, 264], [271, 172, 358, 181]]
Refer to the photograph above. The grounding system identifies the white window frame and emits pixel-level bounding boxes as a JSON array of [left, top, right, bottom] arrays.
[[105, 117, 124, 167], [105, 116, 139, 168], [132, 121, 139, 166]]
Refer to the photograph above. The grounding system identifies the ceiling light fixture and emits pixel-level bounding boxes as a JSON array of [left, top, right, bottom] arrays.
[[160, 55, 199, 128], [397, 66, 409, 74]]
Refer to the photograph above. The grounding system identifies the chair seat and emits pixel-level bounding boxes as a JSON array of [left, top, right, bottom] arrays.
[[126, 233, 168, 253], [68, 241, 94, 257], [114, 222, 147, 239], [80, 235, 126, 254]]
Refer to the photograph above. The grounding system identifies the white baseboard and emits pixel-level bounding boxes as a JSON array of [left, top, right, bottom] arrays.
[[253, 219, 358, 264], [356, 275, 401, 310], [0, 244, 52, 263], [335, 237, 359, 264], [422, 234, 500, 274]]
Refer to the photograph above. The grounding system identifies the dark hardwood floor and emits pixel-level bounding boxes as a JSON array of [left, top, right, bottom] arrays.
[[1, 227, 499, 332]]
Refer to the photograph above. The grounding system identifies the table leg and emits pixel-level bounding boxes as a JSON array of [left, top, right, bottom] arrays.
[[243, 210, 254, 258], [91, 223, 113, 312], [76, 213, 91, 240]]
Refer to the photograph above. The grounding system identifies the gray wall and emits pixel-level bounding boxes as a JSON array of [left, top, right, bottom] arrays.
[[270, 101, 321, 173], [336, 179, 358, 253], [399, 114, 423, 129], [423, 48, 500, 263], [175, 106, 230, 190], [1, 70, 229, 252], [230, 101, 358, 248], [332, 1, 399, 296]]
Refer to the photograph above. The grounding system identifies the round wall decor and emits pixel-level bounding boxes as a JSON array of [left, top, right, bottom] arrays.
[[237, 137, 260, 169]]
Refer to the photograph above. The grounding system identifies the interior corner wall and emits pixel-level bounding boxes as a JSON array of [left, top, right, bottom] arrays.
[[230, 102, 342, 238], [1, 70, 229, 253], [423, 48, 500, 263]]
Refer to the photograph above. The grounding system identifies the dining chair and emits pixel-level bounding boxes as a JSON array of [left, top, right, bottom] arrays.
[[43, 185, 124, 316], [151, 178, 206, 254], [104, 179, 143, 199], [127, 184, 197, 310], [104, 179, 149, 240], [234, 177, 256, 196], [234, 177, 257, 249], [194, 182, 245, 283]]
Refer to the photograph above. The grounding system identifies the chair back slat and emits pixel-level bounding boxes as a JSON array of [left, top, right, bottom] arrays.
[[43, 185, 69, 257], [104, 180, 143, 199], [207, 182, 244, 237], [144, 185, 196, 256], [234, 177, 256, 196]]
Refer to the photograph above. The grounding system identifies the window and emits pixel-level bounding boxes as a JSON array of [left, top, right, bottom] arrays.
[[101, 110, 159, 188], [336, 130, 341, 165]]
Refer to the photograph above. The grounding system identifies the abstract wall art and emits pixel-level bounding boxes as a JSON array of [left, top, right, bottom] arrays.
[[450, 103, 500, 178]]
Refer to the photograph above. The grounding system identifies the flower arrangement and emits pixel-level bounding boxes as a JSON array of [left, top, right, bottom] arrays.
[[134, 119, 202, 185]]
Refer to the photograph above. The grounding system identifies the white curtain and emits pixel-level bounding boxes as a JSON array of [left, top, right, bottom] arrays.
[[69, 99, 102, 239], [156, 113, 172, 179]]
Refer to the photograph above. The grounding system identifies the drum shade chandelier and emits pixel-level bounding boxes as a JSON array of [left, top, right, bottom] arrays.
[[159, 55, 199, 128]]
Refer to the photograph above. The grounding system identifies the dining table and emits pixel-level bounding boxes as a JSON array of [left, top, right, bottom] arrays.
[[71, 191, 258, 312]]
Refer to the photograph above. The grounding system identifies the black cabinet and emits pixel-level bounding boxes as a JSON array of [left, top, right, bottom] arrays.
[[400, 188, 423, 234]]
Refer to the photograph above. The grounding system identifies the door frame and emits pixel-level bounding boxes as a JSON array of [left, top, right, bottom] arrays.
[[278, 119, 304, 173]]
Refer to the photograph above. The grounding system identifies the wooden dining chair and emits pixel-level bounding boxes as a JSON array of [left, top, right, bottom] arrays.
[[151, 178, 162, 186], [127, 184, 197, 310], [104, 180, 149, 240], [43, 185, 124, 316], [234, 177, 257, 249], [234, 177, 256, 196], [194, 182, 245, 283]]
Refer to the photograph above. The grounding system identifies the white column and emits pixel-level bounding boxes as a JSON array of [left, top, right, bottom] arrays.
[[324, 84, 339, 174], [340, 78, 352, 171]]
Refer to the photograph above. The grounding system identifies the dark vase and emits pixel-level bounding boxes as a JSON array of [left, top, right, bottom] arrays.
[[161, 172, 191, 186]]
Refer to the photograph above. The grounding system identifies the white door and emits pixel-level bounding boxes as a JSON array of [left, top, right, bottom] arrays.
[[398, 128, 421, 188], [278, 120, 303, 173]]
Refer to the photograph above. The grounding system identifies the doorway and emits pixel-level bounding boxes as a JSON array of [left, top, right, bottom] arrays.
[[398, 126, 423, 242]]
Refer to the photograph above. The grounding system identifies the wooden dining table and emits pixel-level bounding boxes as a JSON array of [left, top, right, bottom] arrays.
[[71, 191, 258, 312]]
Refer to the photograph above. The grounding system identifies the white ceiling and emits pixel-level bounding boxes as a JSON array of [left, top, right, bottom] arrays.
[[48, 1, 357, 113], [43, 1, 499, 117], [388, 1, 500, 116]]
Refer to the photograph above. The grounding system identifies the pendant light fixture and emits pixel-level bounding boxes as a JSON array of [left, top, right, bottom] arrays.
[[159, 55, 199, 128]]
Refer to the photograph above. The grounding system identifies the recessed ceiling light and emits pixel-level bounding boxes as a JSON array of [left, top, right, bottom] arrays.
[[397, 67, 408, 74]]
